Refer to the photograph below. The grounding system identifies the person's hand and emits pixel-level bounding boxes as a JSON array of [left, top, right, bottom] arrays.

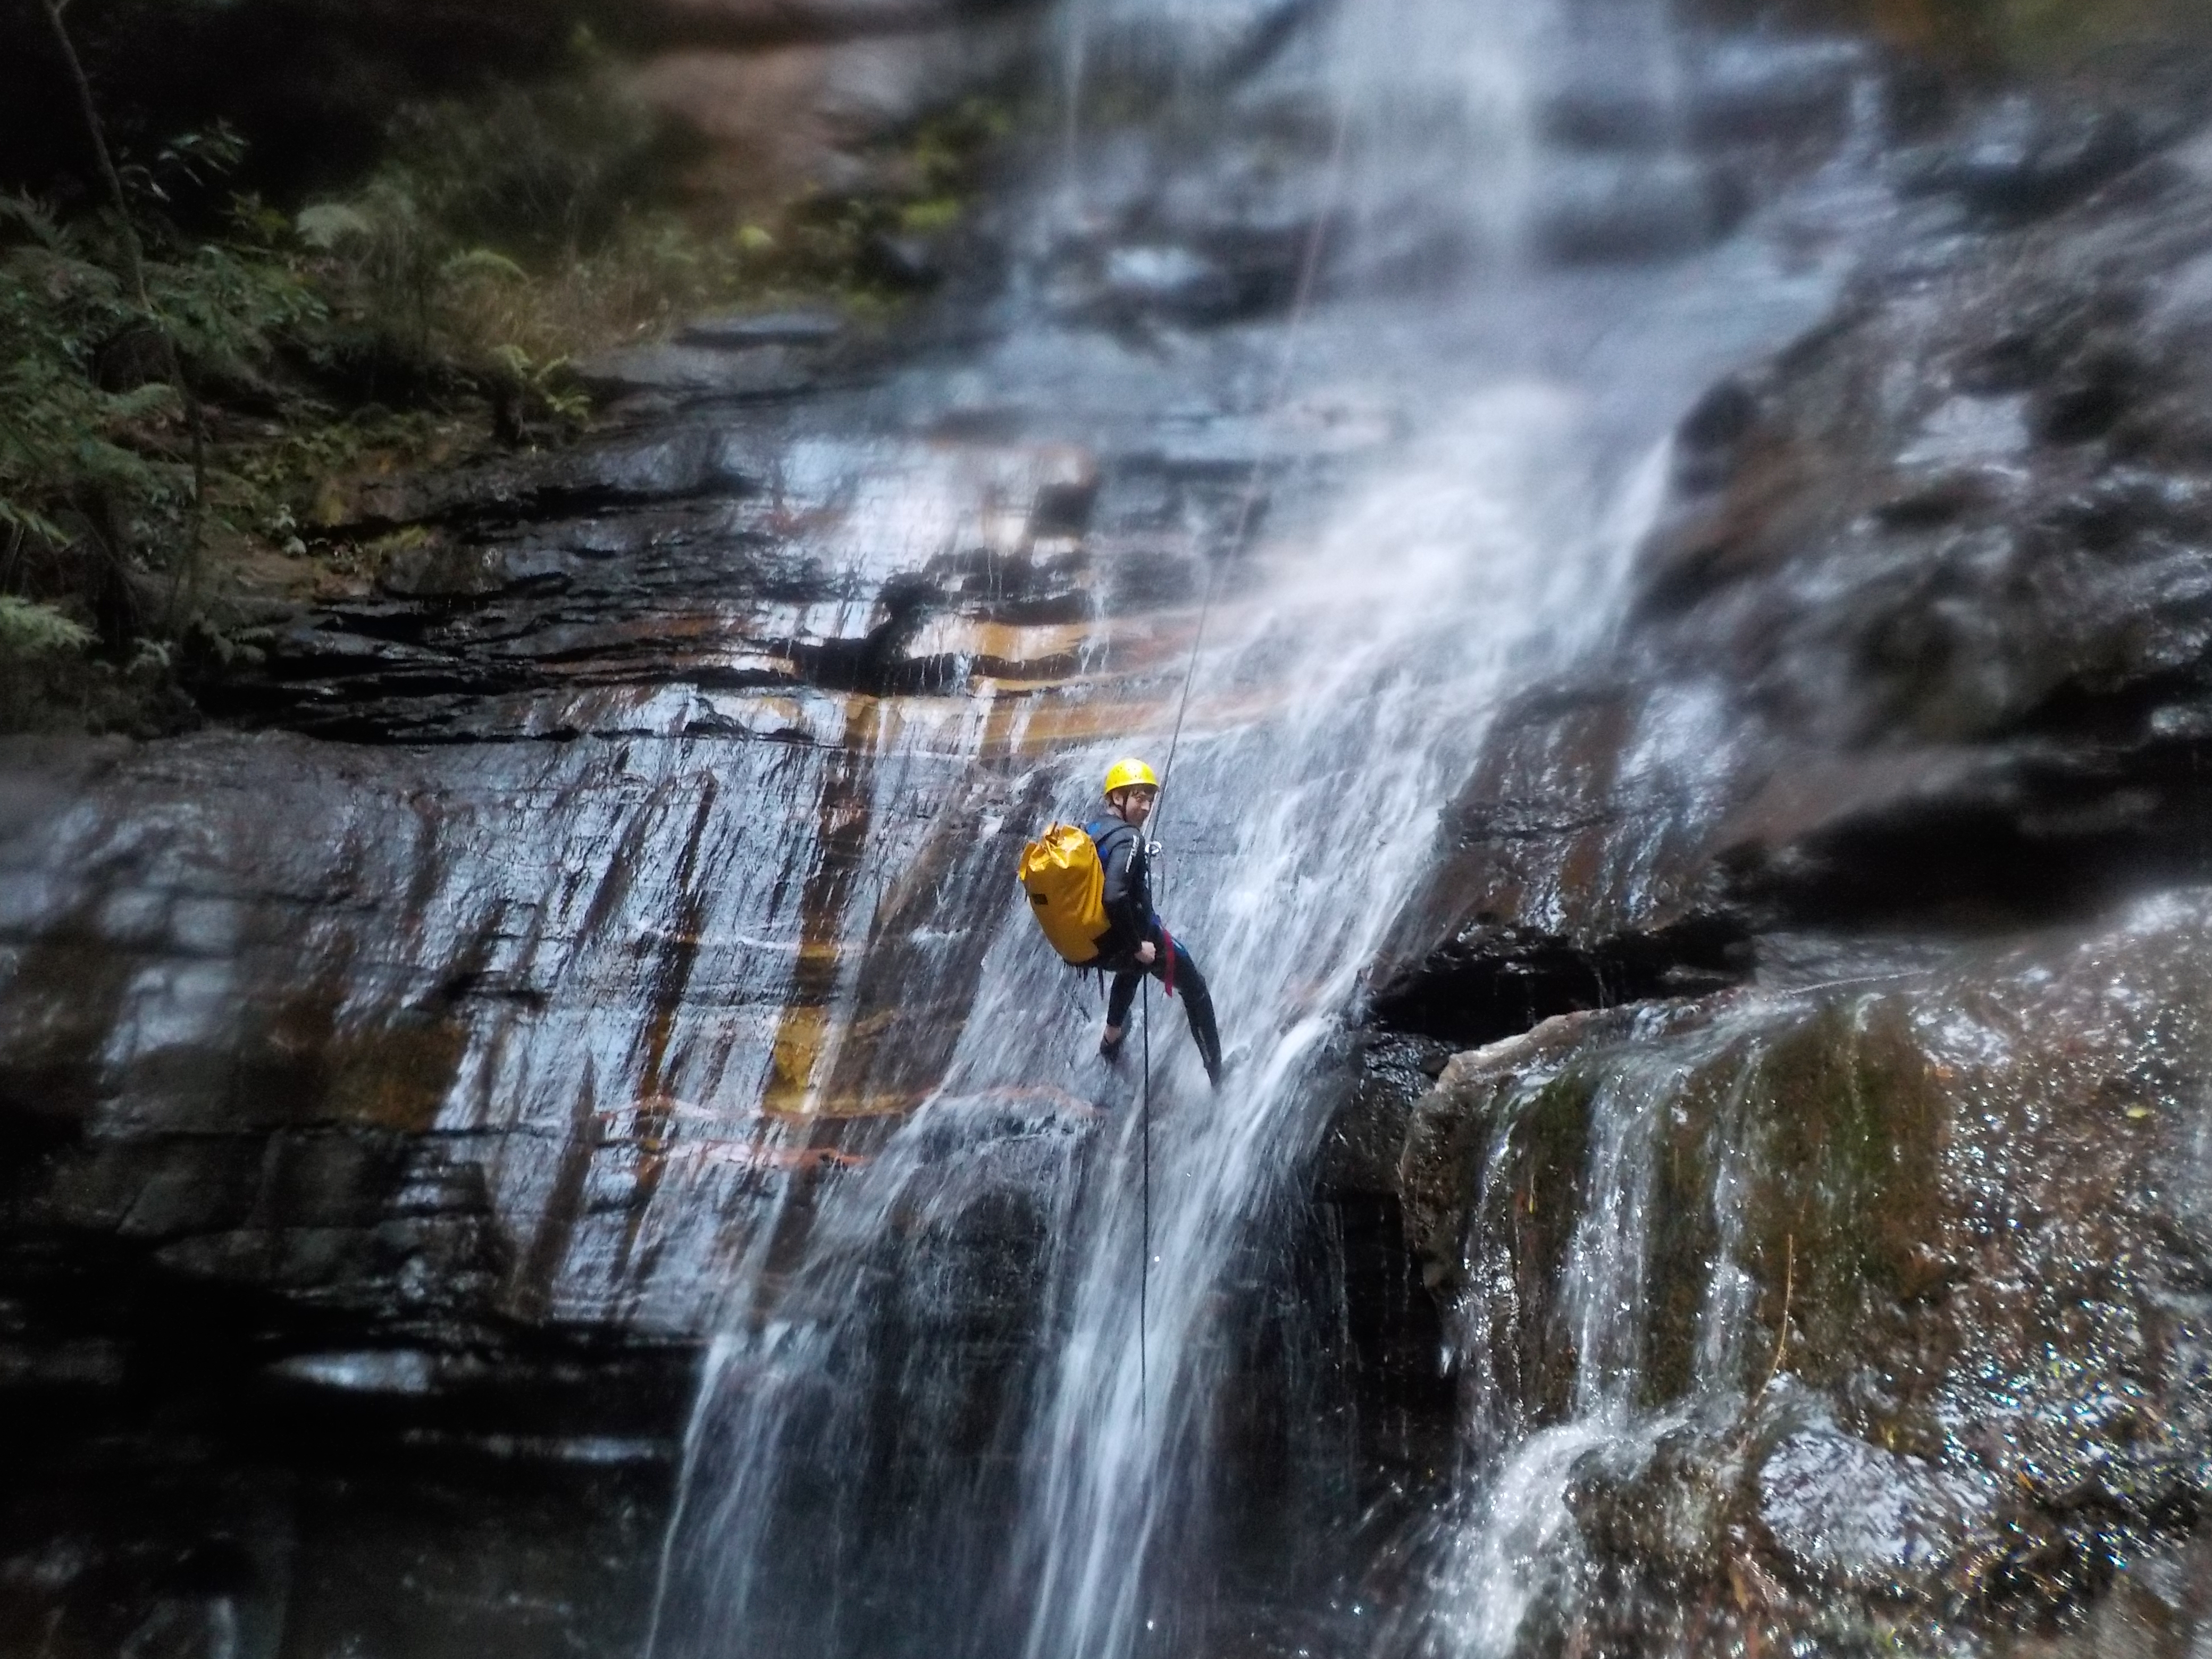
[[1137, 942, 1157, 966]]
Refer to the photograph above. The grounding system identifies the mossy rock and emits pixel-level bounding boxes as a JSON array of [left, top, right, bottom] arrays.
[[1396, 892, 2212, 1634]]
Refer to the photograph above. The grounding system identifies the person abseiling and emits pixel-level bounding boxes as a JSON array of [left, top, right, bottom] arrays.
[[1087, 758, 1224, 1087]]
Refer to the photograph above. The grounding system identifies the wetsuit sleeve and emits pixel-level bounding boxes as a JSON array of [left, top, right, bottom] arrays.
[[1096, 826, 1151, 953]]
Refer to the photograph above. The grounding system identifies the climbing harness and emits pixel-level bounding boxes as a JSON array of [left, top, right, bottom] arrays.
[[1130, 95, 1356, 1425]]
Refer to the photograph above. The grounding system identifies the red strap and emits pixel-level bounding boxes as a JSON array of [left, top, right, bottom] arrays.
[[1160, 926, 1176, 999]]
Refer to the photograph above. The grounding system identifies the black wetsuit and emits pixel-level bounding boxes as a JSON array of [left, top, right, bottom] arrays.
[[1086, 816, 1224, 1082]]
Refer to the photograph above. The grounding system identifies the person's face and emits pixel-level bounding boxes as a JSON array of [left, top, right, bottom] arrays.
[[1112, 786, 1157, 825]]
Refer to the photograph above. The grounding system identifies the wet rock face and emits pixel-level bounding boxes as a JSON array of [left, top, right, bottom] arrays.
[[0, 375, 1247, 1348], [0, 274, 1394, 1646], [1399, 898, 2212, 1649], [1353, 100, 2212, 1653], [1638, 162, 2212, 803], [1376, 99, 2212, 1027]]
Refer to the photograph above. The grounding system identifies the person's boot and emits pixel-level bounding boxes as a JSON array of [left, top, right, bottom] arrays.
[[1184, 1000, 1225, 1087], [1099, 1025, 1125, 1063]]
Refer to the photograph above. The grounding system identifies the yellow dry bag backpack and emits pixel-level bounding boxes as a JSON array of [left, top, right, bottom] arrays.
[[1018, 823, 1110, 965]]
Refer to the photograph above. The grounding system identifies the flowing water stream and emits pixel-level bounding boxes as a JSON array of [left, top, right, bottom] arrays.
[[640, 1, 1886, 1653], [1406, 1003, 1777, 1658]]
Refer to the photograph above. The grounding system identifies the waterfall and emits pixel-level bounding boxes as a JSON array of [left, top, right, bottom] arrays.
[[993, 390, 1666, 1659], [1407, 1009, 1748, 1659], [646, 397, 1669, 1659], [641, 0, 1877, 1652]]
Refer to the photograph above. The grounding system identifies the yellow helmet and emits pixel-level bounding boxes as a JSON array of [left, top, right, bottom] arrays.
[[1102, 757, 1159, 796]]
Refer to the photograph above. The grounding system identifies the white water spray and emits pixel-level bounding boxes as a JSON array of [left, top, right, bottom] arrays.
[[641, 0, 1875, 1651]]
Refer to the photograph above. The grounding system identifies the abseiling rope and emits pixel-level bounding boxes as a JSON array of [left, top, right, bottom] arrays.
[[1132, 92, 1355, 1425], [1139, 981, 1151, 1419]]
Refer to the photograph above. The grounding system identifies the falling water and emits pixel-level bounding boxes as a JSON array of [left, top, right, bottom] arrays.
[[642, 0, 1881, 1653], [1408, 1012, 1728, 1659], [647, 392, 1670, 1659], [992, 384, 1667, 1659]]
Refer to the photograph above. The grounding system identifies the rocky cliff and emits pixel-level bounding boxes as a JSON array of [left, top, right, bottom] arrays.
[[10, 3, 2212, 1654], [1355, 82, 2212, 1657], [0, 325, 1217, 1652]]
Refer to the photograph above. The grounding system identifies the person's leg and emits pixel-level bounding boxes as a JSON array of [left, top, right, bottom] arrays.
[[1164, 937, 1222, 1084], [1102, 964, 1142, 1059]]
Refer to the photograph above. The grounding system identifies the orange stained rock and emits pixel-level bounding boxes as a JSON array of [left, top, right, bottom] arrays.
[[770, 1081, 1109, 1121], [318, 1017, 473, 1135], [774, 1086, 934, 1118], [760, 696, 883, 1116], [764, 1004, 834, 1116], [1866, 0, 1947, 50]]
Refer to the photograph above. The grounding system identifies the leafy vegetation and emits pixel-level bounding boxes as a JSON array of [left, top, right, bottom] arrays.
[[0, 23, 1015, 736]]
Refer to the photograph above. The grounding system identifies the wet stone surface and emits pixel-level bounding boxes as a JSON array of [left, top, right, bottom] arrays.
[[1347, 114, 2212, 1644], [15, 11, 2211, 1658], [1381, 890, 2212, 1655], [0, 232, 1402, 1645], [1371, 97, 2212, 1030]]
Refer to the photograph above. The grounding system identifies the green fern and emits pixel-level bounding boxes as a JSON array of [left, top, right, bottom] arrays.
[[0, 597, 94, 658]]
